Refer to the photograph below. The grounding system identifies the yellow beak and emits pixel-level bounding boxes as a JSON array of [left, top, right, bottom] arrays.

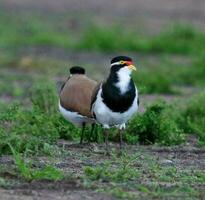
[[127, 64, 137, 71]]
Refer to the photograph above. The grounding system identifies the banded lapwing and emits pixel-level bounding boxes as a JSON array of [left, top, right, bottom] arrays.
[[91, 56, 139, 151], [59, 66, 98, 144]]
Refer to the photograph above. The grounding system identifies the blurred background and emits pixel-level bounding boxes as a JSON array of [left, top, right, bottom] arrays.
[[1, 0, 205, 102]]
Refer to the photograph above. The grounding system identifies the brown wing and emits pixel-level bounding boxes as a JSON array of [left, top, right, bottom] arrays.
[[90, 82, 103, 112], [59, 77, 69, 93], [60, 75, 97, 117]]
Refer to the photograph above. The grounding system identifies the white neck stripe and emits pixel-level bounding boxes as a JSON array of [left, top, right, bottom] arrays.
[[110, 62, 121, 67], [115, 67, 131, 94]]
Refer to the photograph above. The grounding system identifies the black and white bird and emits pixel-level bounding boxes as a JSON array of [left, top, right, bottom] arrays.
[[59, 66, 98, 144], [91, 56, 139, 151]]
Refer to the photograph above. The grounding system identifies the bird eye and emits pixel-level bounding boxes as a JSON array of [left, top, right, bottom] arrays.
[[120, 61, 125, 64]]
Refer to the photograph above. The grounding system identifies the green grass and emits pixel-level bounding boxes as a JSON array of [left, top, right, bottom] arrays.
[[126, 100, 185, 145], [1, 11, 205, 55], [9, 144, 64, 181], [82, 153, 205, 199], [77, 24, 205, 54], [84, 154, 140, 182], [0, 51, 202, 95], [0, 79, 60, 155], [0, 13, 71, 49], [183, 92, 205, 145], [2, 10, 205, 94], [133, 69, 175, 94], [0, 79, 97, 155], [0, 69, 32, 98], [0, 103, 60, 154], [191, 53, 205, 85], [1, 79, 205, 156]]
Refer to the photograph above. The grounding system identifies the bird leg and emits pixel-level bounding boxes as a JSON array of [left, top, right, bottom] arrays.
[[89, 123, 95, 143], [94, 124, 99, 143], [118, 124, 125, 151], [104, 129, 110, 154], [118, 129, 123, 150], [80, 122, 86, 144]]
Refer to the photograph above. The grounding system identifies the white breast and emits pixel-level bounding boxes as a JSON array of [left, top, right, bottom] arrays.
[[59, 101, 95, 127], [92, 87, 138, 128]]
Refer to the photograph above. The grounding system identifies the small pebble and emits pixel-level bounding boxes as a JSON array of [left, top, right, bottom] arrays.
[[160, 159, 174, 167]]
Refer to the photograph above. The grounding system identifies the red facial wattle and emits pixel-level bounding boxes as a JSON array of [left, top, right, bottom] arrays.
[[126, 61, 133, 66]]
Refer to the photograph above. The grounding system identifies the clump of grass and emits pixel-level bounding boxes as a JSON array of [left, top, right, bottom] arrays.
[[0, 103, 60, 155], [84, 162, 139, 183], [77, 24, 205, 54], [1, 10, 205, 55], [0, 12, 71, 49], [0, 70, 31, 98], [31, 79, 58, 114], [104, 187, 136, 199], [133, 70, 174, 94], [127, 101, 185, 145], [101, 100, 185, 145], [84, 154, 140, 183], [0, 80, 59, 154], [31, 79, 82, 140], [183, 92, 205, 145], [148, 24, 205, 54], [191, 53, 205, 85], [77, 26, 121, 52], [83, 154, 142, 199], [9, 144, 64, 181], [0, 79, 90, 155], [172, 53, 205, 86]]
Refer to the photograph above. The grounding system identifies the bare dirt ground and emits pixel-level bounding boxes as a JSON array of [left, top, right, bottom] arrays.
[[0, 137, 205, 200]]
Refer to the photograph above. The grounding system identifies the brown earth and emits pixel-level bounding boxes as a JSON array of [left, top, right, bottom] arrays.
[[0, 137, 205, 200]]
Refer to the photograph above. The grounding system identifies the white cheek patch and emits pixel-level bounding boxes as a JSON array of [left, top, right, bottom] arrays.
[[110, 61, 121, 67]]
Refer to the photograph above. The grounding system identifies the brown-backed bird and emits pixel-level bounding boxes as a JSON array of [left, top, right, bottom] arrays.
[[91, 56, 139, 151], [59, 66, 98, 144]]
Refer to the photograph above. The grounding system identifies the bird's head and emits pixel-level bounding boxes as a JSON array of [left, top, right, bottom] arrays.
[[69, 66, 85, 76], [110, 56, 136, 75]]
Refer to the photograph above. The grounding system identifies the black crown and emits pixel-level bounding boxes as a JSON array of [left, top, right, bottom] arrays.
[[70, 66, 85, 75]]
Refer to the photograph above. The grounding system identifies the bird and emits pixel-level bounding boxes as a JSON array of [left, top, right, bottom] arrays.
[[59, 66, 98, 144], [90, 56, 139, 152]]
